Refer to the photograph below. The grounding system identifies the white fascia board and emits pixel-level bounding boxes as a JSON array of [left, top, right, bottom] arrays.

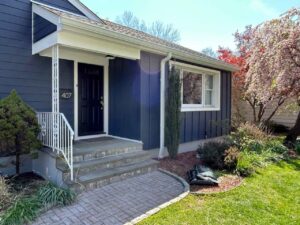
[[32, 4, 61, 28], [67, 0, 101, 22], [57, 30, 140, 60], [60, 17, 238, 72], [32, 32, 58, 55], [39, 47, 109, 66]]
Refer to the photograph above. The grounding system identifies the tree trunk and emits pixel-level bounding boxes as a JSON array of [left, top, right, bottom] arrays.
[[264, 98, 285, 124], [16, 152, 20, 175], [284, 109, 300, 147], [247, 98, 257, 123], [257, 103, 265, 123], [15, 138, 21, 175]]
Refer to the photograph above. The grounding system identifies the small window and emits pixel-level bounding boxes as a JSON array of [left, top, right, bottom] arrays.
[[205, 75, 213, 106], [176, 63, 221, 112], [182, 71, 203, 104]]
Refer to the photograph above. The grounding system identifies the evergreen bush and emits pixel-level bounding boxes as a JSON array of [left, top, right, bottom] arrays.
[[0, 90, 41, 174], [165, 66, 181, 159]]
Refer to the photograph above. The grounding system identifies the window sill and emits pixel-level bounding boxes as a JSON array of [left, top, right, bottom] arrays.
[[181, 107, 220, 112]]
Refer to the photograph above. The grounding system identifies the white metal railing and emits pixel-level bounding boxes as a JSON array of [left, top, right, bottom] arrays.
[[37, 112, 74, 181]]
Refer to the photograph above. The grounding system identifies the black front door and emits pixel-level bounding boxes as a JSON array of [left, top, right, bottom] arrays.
[[78, 63, 104, 136]]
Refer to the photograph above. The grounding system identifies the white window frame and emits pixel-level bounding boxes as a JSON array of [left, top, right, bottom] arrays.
[[170, 61, 221, 112]]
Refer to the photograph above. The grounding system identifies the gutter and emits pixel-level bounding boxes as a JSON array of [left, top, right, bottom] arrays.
[[60, 18, 239, 72], [159, 53, 172, 159]]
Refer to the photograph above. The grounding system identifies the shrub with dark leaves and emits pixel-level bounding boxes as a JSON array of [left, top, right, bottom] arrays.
[[197, 141, 232, 169]]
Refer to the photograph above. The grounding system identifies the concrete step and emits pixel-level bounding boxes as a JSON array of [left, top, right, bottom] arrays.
[[69, 159, 159, 193], [73, 141, 143, 163], [59, 151, 152, 181]]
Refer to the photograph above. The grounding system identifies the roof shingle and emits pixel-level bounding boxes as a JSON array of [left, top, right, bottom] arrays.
[[37, 4, 236, 70]]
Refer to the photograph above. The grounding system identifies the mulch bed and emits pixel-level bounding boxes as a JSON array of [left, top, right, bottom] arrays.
[[7, 172, 46, 196], [157, 151, 243, 194]]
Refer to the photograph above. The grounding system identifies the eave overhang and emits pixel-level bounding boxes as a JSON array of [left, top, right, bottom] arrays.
[[32, 3, 239, 72]]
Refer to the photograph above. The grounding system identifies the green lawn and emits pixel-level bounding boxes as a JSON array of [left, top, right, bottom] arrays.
[[139, 159, 300, 225]]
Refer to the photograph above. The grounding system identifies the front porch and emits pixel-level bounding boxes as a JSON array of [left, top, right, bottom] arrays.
[[33, 137, 158, 192], [32, 2, 163, 185]]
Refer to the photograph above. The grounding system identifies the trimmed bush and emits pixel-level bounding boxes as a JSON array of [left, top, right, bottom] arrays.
[[165, 66, 181, 159], [0, 90, 41, 174], [197, 141, 232, 169]]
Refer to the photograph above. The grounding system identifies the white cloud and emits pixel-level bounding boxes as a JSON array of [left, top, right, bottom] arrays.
[[250, 0, 278, 18]]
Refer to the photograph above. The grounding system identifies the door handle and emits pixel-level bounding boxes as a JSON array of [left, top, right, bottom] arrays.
[[100, 100, 104, 110]]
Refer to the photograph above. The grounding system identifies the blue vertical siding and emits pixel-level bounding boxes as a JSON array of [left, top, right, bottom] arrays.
[[139, 53, 232, 149], [179, 71, 232, 143], [35, 0, 84, 15], [33, 14, 57, 43], [140, 52, 164, 149], [59, 60, 74, 128], [109, 58, 141, 140], [0, 0, 74, 126], [0, 0, 231, 149]]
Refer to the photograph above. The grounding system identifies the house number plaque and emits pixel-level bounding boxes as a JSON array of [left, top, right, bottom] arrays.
[[60, 89, 73, 99]]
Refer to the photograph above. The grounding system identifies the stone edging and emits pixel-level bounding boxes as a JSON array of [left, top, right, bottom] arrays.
[[125, 169, 190, 225]]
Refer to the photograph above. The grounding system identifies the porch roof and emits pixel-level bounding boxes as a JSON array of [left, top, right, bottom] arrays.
[[32, 2, 239, 72]]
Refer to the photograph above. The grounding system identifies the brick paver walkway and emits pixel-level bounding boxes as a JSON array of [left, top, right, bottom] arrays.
[[32, 171, 185, 225]]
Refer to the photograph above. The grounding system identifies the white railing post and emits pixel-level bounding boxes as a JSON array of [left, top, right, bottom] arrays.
[[52, 45, 59, 153], [37, 112, 74, 181]]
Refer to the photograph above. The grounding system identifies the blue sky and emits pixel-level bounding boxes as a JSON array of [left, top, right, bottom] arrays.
[[81, 0, 299, 51]]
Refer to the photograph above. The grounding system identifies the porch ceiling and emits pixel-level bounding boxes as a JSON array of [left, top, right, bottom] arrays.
[[32, 4, 141, 60]]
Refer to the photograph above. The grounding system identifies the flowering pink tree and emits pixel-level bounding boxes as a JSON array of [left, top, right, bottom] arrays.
[[218, 26, 254, 126], [245, 8, 300, 144]]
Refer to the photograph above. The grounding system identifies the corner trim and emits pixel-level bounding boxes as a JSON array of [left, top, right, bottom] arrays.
[[67, 0, 102, 22]]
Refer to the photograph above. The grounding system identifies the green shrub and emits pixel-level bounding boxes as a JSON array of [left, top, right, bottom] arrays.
[[236, 152, 258, 176], [243, 139, 265, 153], [37, 182, 76, 209], [224, 146, 240, 170], [0, 197, 41, 225], [295, 141, 300, 154], [0, 177, 12, 212], [230, 122, 270, 150], [198, 141, 232, 169], [165, 67, 181, 159], [0, 182, 76, 225], [0, 90, 41, 174], [265, 140, 288, 154], [236, 150, 278, 176]]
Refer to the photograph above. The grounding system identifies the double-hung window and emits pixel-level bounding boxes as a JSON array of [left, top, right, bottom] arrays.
[[173, 62, 221, 112]]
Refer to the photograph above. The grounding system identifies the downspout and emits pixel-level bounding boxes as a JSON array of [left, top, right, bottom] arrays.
[[159, 53, 172, 159]]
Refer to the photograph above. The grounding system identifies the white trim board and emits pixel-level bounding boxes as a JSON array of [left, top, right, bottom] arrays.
[[32, 3, 61, 26], [31, 0, 100, 22], [38, 47, 109, 140], [67, 0, 102, 22], [170, 61, 221, 112], [73, 59, 109, 140]]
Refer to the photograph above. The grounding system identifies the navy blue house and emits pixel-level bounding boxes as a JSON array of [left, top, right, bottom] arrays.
[[0, 0, 237, 185]]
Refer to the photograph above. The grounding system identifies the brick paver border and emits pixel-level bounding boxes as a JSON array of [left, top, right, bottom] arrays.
[[126, 169, 190, 225]]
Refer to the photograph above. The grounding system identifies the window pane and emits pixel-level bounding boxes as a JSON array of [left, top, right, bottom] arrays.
[[205, 90, 213, 105], [205, 75, 214, 90], [182, 71, 202, 104]]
